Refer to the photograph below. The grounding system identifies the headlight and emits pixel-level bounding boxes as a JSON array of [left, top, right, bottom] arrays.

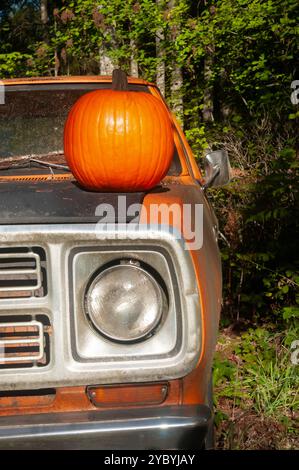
[[85, 261, 165, 342]]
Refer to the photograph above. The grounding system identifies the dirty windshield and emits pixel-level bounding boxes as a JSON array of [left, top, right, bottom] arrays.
[[0, 84, 116, 161], [0, 83, 182, 175]]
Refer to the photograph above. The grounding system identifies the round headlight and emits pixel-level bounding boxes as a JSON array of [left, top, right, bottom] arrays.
[[85, 262, 164, 342]]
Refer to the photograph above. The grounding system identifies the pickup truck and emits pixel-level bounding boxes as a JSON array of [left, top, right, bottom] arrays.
[[0, 76, 230, 450]]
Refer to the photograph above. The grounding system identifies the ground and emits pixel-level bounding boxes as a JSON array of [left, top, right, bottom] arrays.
[[214, 328, 299, 450]]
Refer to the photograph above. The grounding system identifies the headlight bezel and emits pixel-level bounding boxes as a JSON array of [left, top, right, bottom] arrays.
[[69, 236, 201, 382], [84, 259, 168, 344]]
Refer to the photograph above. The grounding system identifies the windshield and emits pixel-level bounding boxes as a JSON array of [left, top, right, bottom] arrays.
[[0, 84, 146, 160], [0, 83, 182, 176]]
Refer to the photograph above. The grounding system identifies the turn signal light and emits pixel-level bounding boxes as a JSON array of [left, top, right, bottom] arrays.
[[87, 383, 168, 408]]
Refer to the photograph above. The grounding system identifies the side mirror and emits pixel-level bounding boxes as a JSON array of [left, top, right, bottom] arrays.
[[203, 150, 232, 189]]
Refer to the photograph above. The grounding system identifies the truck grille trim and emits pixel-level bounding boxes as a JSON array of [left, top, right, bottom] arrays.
[[0, 318, 49, 369], [0, 248, 47, 298]]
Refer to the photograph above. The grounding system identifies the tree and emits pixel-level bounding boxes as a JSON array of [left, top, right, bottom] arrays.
[[40, 0, 48, 25], [167, 0, 184, 121], [156, 0, 166, 96]]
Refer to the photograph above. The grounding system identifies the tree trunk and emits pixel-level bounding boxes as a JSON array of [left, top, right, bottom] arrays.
[[40, 0, 48, 25], [54, 50, 60, 77], [202, 47, 214, 122], [99, 45, 114, 75], [168, 0, 183, 123], [40, 0, 49, 44], [156, 0, 165, 96], [170, 64, 183, 120], [53, 13, 59, 76], [130, 38, 139, 77], [202, 3, 215, 122]]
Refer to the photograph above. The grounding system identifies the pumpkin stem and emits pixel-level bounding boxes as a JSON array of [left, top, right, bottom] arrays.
[[112, 69, 128, 91]]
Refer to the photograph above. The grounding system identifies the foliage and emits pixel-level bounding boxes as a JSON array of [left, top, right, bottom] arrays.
[[208, 128, 299, 327], [0, 52, 30, 77], [214, 327, 298, 423], [0, 0, 297, 333]]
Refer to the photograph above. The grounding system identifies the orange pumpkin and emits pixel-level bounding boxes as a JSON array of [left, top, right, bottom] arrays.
[[64, 70, 174, 191]]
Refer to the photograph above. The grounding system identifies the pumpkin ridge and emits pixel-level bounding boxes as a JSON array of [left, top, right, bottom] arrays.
[[123, 93, 130, 188], [98, 91, 108, 188], [87, 92, 100, 188], [144, 94, 157, 189], [133, 93, 143, 190], [146, 94, 164, 189], [152, 95, 165, 189], [81, 93, 92, 187], [73, 97, 84, 184], [112, 93, 118, 183], [138, 94, 156, 186], [104, 90, 119, 189], [73, 94, 86, 185], [95, 91, 108, 187], [82, 92, 96, 187]]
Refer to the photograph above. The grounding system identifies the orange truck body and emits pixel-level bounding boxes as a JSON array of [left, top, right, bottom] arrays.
[[0, 76, 222, 449]]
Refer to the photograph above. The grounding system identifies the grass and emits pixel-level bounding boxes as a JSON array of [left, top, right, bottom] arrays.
[[244, 356, 299, 417], [213, 326, 299, 449]]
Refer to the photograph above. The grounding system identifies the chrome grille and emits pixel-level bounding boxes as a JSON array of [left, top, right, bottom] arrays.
[[0, 248, 47, 298], [0, 318, 49, 368]]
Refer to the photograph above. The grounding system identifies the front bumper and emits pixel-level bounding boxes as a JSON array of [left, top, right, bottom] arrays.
[[0, 405, 211, 450]]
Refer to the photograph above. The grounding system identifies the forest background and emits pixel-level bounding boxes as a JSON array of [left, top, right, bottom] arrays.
[[0, 0, 298, 448]]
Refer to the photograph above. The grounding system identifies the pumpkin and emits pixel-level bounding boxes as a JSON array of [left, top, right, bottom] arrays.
[[64, 69, 174, 191]]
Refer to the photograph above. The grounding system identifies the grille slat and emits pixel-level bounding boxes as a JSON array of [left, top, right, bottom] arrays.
[[0, 321, 44, 364], [0, 248, 47, 298], [0, 269, 39, 275], [0, 252, 41, 292]]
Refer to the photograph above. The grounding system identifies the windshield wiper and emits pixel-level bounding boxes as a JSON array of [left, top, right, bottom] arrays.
[[29, 158, 69, 171], [0, 152, 69, 172]]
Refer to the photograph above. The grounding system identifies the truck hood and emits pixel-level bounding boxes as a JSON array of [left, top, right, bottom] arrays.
[[0, 171, 146, 225]]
